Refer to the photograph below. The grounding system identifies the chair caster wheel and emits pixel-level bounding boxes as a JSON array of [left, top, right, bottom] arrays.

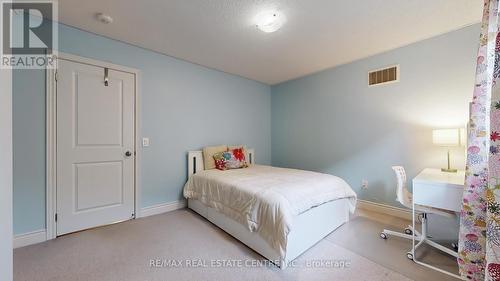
[[406, 252, 413, 260], [451, 243, 458, 251], [380, 232, 387, 239], [404, 228, 413, 235]]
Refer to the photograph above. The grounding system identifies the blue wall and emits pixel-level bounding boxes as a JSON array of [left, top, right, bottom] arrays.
[[13, 24, 271, 234], [271, 24, 480, 207], [13, 69, 47, 234], [13, 22, 480, 235]]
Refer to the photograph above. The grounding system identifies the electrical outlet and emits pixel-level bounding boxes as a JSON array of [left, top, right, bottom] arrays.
[[361, 180, 368, 189], [142, 137, 150, 147]]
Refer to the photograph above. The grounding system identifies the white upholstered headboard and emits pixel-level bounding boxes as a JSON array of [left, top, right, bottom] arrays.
[[188, 148, 255, 176]]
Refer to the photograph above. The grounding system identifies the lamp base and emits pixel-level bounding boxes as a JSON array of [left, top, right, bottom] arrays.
[[441, 168, 457, 173]]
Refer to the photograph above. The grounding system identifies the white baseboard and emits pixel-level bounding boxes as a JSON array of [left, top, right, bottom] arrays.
[[357, 199, 412, 220], [12, 201, 186, 248], [12, 200, 403, 248], [13, 229, 47, 248], [140, 200, 187, 218]]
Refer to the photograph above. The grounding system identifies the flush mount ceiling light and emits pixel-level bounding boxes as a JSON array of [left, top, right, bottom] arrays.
[[255, 11, 286, 33], [96, 13, 113, 24]]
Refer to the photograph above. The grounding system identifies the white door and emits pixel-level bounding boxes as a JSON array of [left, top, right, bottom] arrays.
[[56, 58, 135, 236]]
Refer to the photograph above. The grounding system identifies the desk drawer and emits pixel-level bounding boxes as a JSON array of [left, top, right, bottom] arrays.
[[412, 181, 463, 212]]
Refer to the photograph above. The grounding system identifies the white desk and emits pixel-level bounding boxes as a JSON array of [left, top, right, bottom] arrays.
[[413, 168, 465, 212], [411, 168, 465, 280]]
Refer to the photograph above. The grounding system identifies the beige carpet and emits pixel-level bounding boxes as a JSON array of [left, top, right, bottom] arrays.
[[328, 212, 459, 281], [14, 209, 455, 281]]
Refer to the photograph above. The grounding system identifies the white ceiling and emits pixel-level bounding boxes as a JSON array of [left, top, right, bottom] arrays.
[[58, 0, 483, 85]]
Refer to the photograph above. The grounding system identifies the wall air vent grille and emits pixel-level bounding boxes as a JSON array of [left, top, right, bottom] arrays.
[[368, 65, 399, 86]]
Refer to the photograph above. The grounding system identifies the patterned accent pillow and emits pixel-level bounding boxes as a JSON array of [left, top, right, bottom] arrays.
[[213, 148, 248, 170]]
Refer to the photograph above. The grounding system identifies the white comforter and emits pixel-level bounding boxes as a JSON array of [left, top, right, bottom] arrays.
[[183, 165, 357, 258]]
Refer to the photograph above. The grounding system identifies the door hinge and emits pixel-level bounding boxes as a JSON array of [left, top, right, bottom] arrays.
[[55, 213, 58, 222]]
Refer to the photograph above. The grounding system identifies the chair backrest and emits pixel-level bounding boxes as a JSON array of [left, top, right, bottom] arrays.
[[391, 166, 412, 208]]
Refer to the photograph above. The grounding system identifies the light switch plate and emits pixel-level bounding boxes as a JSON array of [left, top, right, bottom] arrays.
[[142, 137, 150, 147]]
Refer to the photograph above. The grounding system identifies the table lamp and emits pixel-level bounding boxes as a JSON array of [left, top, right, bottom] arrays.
[[432, 129, 460, 173]]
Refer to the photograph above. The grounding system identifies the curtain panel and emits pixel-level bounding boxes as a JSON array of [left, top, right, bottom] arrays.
[[487, 25, 500, 281], [459, 0, 500, 280]]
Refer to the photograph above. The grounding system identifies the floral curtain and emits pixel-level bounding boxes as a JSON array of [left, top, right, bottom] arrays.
[[487, 27, 500, 281], [488, 61, 500, 280], [458, 0, 500, 280]]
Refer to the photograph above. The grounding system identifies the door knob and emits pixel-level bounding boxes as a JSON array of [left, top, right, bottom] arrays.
[[125, 151, 132, 157]]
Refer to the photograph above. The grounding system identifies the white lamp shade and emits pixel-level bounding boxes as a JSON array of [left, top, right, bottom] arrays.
[[432, 129, 460, 146]]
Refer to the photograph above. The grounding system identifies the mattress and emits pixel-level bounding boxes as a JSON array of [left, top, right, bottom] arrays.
[[183, 165, 357, 258]]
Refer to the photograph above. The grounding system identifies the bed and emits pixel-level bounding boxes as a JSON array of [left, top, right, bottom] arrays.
[[183, 149, 357, 268]]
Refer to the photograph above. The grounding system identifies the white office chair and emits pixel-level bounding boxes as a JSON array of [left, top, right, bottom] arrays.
[[380, 166, 457, 260]]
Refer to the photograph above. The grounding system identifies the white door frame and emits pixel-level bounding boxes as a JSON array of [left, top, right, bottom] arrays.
[[46, 53, 141, 240]]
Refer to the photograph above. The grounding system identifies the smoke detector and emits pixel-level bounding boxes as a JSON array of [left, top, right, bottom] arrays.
[[96, 13, 113, 24]]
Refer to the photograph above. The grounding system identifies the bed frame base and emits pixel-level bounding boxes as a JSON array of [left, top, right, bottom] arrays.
[[188, 198, 350, 269]]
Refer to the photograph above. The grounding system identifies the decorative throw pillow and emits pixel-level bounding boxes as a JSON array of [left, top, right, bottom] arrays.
[[228, 145, 246, 151], [228, 145, 248, 163], [202, 145, 228, 170], [213, 148, 248, 170]]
